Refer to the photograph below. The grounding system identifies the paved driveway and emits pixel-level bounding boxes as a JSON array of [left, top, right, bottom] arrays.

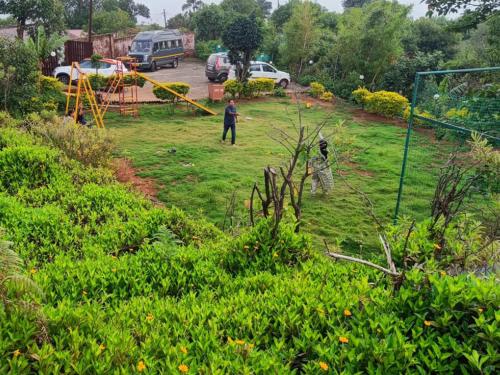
[[137, 58, 209, 101], [133, 57, 303, 102]]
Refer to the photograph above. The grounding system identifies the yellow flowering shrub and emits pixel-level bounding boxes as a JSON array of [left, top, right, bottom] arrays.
[[364, 90, 409, 118], [320, 91, 334, 102], [352, 87, 371, 104], [403, 106, 435, 125], [310, 82, 326, 98], [445, 107, 469, 119]]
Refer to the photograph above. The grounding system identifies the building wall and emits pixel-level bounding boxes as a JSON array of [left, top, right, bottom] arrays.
[[90, 32, 195, 59]]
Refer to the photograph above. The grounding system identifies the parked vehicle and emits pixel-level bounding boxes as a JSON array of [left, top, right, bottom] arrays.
[[205, 52, 231, 83], [128, 29, 184, 71], [228, 62, 290, 88], [53, 58, 128, 84]]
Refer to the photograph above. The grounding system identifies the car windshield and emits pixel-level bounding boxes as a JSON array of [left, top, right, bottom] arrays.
[[131, 40, 152, 53]]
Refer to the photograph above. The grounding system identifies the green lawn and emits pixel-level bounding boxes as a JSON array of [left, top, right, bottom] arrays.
[[106, 99, 447, 253]]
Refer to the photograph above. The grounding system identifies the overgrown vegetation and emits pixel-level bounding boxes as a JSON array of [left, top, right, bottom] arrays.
[[0, 109, 498, 373]]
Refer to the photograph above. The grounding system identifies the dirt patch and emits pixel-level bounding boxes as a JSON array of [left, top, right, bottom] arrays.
[[112, 158, 162, 204]]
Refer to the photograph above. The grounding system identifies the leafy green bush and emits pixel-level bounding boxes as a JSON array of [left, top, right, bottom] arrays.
[[251, 78, 275, 95], [195, 40, 223, 61], [0, 145, 61, 194], [152, 82, 190, 102], [352, 87, 371, 104], [223, 79, 243, 98], [272, 86, 287, 98], [87, 74, 107, 90], [310, 82, 326, 98], [353, 88, 409, 118], [320, 91, 334, 102], [39, 76, 66, 111], [222, 219, 312, 275], [29, 119, 114, 167]]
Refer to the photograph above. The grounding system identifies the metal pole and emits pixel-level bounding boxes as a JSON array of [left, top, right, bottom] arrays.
[[394, 73, 421, 224], [88, 0, 93, 43], [163, 9, 167, 29]]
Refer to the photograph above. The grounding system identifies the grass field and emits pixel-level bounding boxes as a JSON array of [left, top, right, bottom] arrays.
[[106, 98, 447, 253]]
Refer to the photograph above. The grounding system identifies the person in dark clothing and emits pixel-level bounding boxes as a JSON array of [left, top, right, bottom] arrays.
[[222, 99, 238, 145], [76, 103, 87, 126]]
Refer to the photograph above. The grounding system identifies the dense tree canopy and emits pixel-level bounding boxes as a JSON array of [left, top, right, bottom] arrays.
[[425, 0, 500, 29], [222, 15, 263, 82], [0, 0, 65, 38], [342, 0, 372, 8], [193, 5, 226, 41]]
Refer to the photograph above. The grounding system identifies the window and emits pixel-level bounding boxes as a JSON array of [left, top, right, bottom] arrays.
[[250, 64, 261, 72], [160, 41, 167, 50], [79, 60, 93, 68], [100, 62, 112, 69], [130, 40, 151, 53], [153, 43, 159, 52], [262, 64, 276, 73], [177, 39, 183, 47], [170, 40, 177, 48]]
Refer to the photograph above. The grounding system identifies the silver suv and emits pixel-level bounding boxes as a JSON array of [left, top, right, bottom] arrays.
[[205, 53, 231, 83]]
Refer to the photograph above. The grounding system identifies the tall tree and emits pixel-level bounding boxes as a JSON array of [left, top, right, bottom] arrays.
[[281, 0, 320, 77], [167, 13, 192, 30], [257, 0, 273, 17], [342, 0, 372, 8], [425, 0, 500, 29], [192, 5, 225, 41], [182, 0, 205, 15], [221, 0, 263, 18], [222, 15, 263, 82], [25, 25, 67, 70], [0, 0, 65, 39], [334, 0, 410, 86]]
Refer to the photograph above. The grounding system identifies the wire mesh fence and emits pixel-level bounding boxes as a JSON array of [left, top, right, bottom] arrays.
[[395, 67, 500, 222]]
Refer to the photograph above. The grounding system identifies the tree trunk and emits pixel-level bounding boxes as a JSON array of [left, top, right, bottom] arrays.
[[16, 19, 26, 39]]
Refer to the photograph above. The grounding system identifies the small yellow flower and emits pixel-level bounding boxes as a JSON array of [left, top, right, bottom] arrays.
[[319, 361, 329, 371], [343, 309, 352, 317], [178, 364, 189, 373], [433, 243, 442, 250], [247, 343, 255, 350], [137, 360, 146, 372], [180, 346, 188, 354], [30, 268, 37, 275], [112, 268, 117, 273], [235, 339, 245, 345], [82, 290, 87, 296], [13, 349, 21, 358], [99, 343, 106, 351], [146, 313, 154, 322], [339, 336, 349, 344], [273, 252, 278, 258], [478, 308, 484, 313], [243, 245, 249, 250], [440, 271, 446, 276], [424, 320, 431, 327]]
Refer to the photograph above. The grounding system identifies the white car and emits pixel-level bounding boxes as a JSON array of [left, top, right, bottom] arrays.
[[228, 61, 291, 88], [53, 58, 129, 84]]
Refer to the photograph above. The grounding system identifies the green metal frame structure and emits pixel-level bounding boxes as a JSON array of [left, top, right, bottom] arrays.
[[394, 66, 500, 223]]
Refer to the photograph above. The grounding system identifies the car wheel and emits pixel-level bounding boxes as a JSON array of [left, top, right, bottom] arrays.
[[172, 58, 179, 68], [57, 74, 70, 85], [279, 79, 289, 89], [151, 61, 157, 72], [218, 73, 228, 83]]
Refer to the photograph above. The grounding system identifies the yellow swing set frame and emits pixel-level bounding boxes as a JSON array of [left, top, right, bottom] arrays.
[[64, 62, 105, 128]]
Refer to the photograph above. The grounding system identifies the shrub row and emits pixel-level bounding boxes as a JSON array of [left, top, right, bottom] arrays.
[[223, 78, 276, 99], [152, 82, 191, 102]]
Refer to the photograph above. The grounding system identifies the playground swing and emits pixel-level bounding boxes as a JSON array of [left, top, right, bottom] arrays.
[[65, 61, 217, 129]]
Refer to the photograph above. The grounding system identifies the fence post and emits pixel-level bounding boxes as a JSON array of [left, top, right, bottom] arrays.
[[394, 73, 421, 224]]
